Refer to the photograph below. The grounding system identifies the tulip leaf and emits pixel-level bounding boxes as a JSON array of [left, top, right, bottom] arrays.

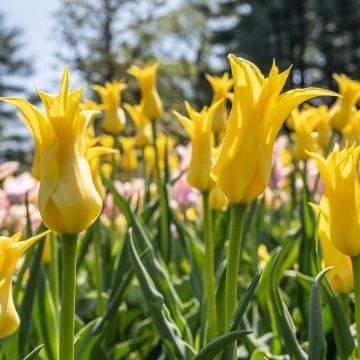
[[33, 268, 58, 360], [220, 271, 262, 360], [193, 330, 252, 360], [308, 267, 332, 360], [19, 235, 46, 356], [312, 215, 355, 359], [104, 175, 193, 343], [74, 319, 102, 360], [127, 229, 196, 359], [22, 344, 44, 360], [270, 248, 308, 360]]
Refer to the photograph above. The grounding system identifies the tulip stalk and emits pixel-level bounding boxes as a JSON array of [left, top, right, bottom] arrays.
[[151, 120, 170, 262], [225, 202, 247, 360], [351, 255, 360, 354], [59, 233, 78, 360], [202, 191, 217, 342]]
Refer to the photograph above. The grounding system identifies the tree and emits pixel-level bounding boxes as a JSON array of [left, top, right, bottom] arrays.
[[0, 11, 33, 162]]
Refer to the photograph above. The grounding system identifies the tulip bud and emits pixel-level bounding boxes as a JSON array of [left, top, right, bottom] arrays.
[[329, 74, 360, 131], [0, 231, 50, 338], [174, 101, 222, 191], [124, 103, 152, 147], [92, 81, 127, 135], [205, 73, 233, 134], [308, 143, 360, 257], [128, 63, 163, 120], [211, 55, 338, 204], [310, 201, 353, 293], [119, 137, 138, 171], [1, 68, 103, 234]]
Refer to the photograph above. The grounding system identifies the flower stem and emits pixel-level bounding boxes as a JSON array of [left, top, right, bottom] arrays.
[[151, 120, 170, 262], [202, 191, 217, 342], [225, 203, 247, 329], [59, 233, 78, 360], [50, 232, 60, 324], [352, 255, 360, 354], [93, 221, 105, 315]]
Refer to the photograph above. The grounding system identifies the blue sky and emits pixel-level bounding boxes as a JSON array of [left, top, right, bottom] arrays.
[[1, 0, 59, 92]]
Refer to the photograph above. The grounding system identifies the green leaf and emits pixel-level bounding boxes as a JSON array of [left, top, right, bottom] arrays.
[[230, 271, 262, 331], [270, 248, 307, 360], [193, 330, 252, 360], [308, 267, 331, 360], [22, 344, 44, 360], [127, 229, 196, 359], [33, 268, 58, 360], [74, 319, 102, 360], [104, 175, 193, 344], [19, 232, 46, 356], [220, 271, 261, 360]]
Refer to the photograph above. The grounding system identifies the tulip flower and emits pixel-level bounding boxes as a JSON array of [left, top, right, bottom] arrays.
[[0, 230, 50, 338], [92, 81, 127, 135], [86, 138, 118, 200], [314, 105, 332, 148], [155, 134, 176, 171], [128, 62, 163, 120], [309, 143, 360, 350], [209, 185, 228, 211], [144, 145, 155, 175], [211, 55, 337, 204], [341, 109, 360, 146], [119, 137, 138, 171], [173, 101, 221, 191], [329, 74, 360, 131], [310, 201, 353, 293], [205, 72, 233, 134], [124, 103, 152, 147], [288, 107, 321, 161], [307, 143, 360, 257], [210, 55, 337, 340], [1, 68, 103, 235]]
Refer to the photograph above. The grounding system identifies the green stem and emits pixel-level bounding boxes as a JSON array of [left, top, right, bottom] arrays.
[[202, 191, 217, 342], [93, 221, 105, 315], [110, 135, 118, 243], [225, 203, 247, 329], [151, 120, 170, 262], [50, 232, 60, 325], [352, 255, 360, 355], [59, 233, 78, 360]]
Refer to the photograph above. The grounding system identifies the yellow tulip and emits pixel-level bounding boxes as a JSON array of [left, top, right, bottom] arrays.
[[329, 74, 360, 130], [128, 63, 163, 120], [310, 201, 353, 293], [209, 185, 228, 210], [42, 231, 52, 264], [0, 230, 50, 338], [119, 137, 138, 171], [211, 55, 337, 204], [92, 81, 127, 134], [314, 105, 332, 148], [341, 109, 360, 146], [144, 145, 155, 175], [86, 138, 118, 200], [288, 106, 321, 160], [174, 101, 221, 191], [155, 134, 175, 171], [205, 72, 233, 134], [308, 143, 360, 256], [17, 113, 41, 181], [1, 68, 103, 234], [124, 103, 152, 147], [80, 99, 103, 138]]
